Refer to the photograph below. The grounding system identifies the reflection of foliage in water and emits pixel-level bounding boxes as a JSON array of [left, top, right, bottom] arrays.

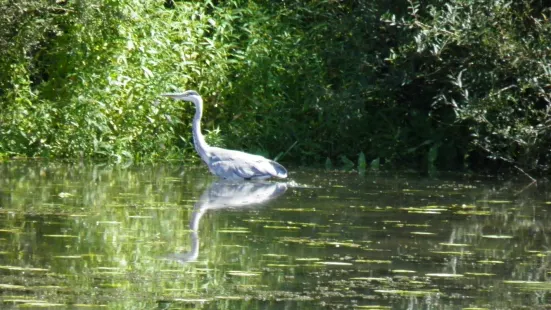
[[0, 163, 551, 308]]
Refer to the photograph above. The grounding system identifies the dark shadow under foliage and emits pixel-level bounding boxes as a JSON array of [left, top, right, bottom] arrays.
[[0, 0, 550, 174]]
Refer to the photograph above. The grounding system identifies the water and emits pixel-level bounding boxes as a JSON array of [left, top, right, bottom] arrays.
[[1, 162, 551, 309]]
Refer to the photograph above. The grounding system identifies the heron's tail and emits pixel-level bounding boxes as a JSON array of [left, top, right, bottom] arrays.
[[270, 161, 288, 178]]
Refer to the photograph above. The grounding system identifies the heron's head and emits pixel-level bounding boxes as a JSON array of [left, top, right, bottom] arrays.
[[161, 90, 201, 103]]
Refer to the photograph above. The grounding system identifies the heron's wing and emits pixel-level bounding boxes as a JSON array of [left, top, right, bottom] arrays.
[[209, 148, 287, 179], [209, 159, 268, 179]]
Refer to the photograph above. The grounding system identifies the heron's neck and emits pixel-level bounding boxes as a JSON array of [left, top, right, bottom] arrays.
[[191, 97, 210, 162]]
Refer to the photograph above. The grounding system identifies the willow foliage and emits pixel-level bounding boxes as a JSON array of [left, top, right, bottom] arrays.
[[1, 0, 550, 173]]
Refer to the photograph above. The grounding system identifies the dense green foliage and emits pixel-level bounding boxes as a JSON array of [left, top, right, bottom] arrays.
[[1, 0, 550, 173]]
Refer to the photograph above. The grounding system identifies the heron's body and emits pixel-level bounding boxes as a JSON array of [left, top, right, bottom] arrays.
[[162, 90, 288, 180], [204, 146, 287, 180]]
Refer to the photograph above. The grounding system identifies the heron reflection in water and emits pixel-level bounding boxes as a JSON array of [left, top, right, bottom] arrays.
[[168, 180, 288, 264]]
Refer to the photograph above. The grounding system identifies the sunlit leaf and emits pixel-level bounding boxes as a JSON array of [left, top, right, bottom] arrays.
[[482, 235, 513, 239], [315, 261, 353, 266], [227, 271, 261, 277], [426, 273, 463, 278]]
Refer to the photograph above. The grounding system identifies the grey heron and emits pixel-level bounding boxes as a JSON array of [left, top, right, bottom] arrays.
[[162, 90, 288, 180]]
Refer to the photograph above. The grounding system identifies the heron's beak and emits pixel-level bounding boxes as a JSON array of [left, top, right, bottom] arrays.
[[161, 93, 186, 99]]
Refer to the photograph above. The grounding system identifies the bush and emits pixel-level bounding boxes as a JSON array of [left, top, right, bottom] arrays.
[[1, 0, 550, 174], [389, 0, 551, 172], [0, 1, 235, 162]]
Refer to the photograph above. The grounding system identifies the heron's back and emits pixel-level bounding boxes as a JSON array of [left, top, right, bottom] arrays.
[[208, 147, 287, 180]]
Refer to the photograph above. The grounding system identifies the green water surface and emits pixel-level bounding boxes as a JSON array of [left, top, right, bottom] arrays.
[[1, 162, 550, 309]]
